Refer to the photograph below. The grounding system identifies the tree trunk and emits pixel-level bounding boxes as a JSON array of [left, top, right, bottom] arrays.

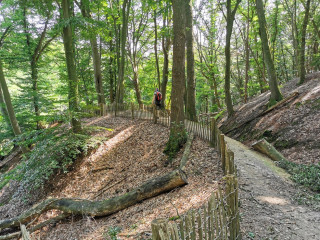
[[185, 0, 197, 121], [116, 0, 131, 104], [0, 60, 22, 136], [79, 0, 105, 107], [255, 0, 283, 103], [109, 40, 115, 103], [61, 0, 81, 133], [244, 0, 250, 103], [0, 83, 10, 128], [90, 36, 105, 107], [165, 0, 187, 157], [298, 0, 311, 85], [160, 9, 171, 109], [252, 139, 286, 162], [30, 61, 40, 128], [0, 169, 188, 231], [23, 7, 41, 129], [224, 0, 241, 117], [132, 70, 143, 109], [154, 9, 161, 90]]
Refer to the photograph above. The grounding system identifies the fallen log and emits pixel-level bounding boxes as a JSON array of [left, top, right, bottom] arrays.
[[0, 147, 20, 169], [225, 92, 299, 134], [0, 169, 188, 231], [252, 138, 286, 161]]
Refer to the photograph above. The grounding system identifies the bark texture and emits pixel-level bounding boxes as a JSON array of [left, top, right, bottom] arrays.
[[298, 0, 311, 85], [185, 0, 197, 121], [0, 60, 22, 136], [224, 0, 241, 117], [252, 139, 286, 162], [255, 0, 283, 102], [169, 0, 187, 147], [61, 0, 82, 133], [116, 0, 131, 104]]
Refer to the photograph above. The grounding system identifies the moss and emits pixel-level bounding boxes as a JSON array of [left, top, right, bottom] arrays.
[[311, 99, 320, 110], [164, 124, 187, 163], [259, 130, 278, 142], [274, 139, 298, 150], [267, 99, 277, 108]]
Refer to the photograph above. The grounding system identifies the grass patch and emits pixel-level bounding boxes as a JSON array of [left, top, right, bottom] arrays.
[[277, 160, 320, 192]]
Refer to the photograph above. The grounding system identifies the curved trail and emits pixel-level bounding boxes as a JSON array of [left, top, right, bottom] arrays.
[[225, 137, 320, 240]]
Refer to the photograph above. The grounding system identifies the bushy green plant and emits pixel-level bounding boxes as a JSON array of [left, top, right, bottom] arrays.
[[105, 226, 122, 240], [0, 126, 106, 192], [278, 160, 320, 192]]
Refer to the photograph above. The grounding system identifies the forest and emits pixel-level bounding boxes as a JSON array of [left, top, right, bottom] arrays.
[[0, 0, 320, 239]]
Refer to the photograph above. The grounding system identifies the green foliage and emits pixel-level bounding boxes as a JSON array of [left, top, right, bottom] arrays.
[[0, 126, 106, 192], [105, 226, 122, 240], [278, 160, 320, 192]]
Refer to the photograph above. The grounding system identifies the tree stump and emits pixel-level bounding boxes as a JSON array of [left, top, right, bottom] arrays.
[[252, 138, 286, 161]]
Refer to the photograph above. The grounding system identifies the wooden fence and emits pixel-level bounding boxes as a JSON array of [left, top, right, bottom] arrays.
[[94, 103, 240, 239]]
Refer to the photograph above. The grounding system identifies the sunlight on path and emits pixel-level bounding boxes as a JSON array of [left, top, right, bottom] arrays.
[[224, 137, 320, 240]]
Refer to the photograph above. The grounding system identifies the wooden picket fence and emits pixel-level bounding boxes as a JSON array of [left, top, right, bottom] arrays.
[[94, 103, 240, 239]]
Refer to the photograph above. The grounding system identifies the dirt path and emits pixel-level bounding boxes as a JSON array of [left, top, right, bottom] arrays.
[[225, 137, 320, 240]]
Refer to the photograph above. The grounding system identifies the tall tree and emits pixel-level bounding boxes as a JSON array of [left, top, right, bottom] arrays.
[[153, 8, 161, 90], [127, 0, 149, 109], [116, 0, 131, 104], [255, 0, 283, 103], [0, 59, 22, 136], [185, 0, 197, 121], [160, 1, 171, 108], [224, 0, 241, 117], [164, 0, 187, 159], [0, 82, 10, 128], [61, 0, 82, 133], [79, 0, 106, 109], [22, 3, 56, 129], [298, 0, 312, 84]]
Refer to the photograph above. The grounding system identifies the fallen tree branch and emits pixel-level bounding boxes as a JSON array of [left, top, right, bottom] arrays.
[[179, 132, 194, 171], [225, 92, 299, 134], [0, 214, 70, 240], [0, 169, 188, 232], [0, 147, 21, 169]]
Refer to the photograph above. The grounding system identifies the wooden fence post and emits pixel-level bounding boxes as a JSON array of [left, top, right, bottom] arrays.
[[225, 175, 240, 240], [131, 102, 134, 119], [153, 105, 157, 124], [210, 118, 216, 147], [220, 134, 226, 173], [228, 150, 234, 174], [152, 218, 169, 240]]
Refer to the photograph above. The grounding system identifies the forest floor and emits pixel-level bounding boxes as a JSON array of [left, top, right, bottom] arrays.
[[1, 116, 223, 239]]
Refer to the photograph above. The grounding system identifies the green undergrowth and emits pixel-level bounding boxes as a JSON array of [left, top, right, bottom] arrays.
[[0, 126, 109, 192], [277, 160, 320, 192]]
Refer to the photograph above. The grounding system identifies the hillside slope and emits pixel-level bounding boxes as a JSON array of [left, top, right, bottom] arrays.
[[220, 72, 320, 165]]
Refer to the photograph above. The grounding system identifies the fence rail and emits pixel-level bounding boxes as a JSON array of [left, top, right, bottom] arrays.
[[92, 103, 240, 239]]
